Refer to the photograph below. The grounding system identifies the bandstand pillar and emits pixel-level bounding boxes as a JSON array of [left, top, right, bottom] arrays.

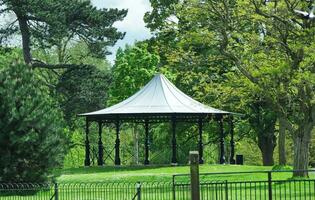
[[198, 118, 204, 164], [229, 116, 236, 164], [114, 120, 121, 165], [218, 115, 226, 164], [144, 119, 150, 165], [97, 121, 104, 166], [171, 116, 177, 165], [84, 119, 91, 166]]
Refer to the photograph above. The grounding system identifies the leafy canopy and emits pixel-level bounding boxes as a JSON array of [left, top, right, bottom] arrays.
[[109, 42, 160, 105]]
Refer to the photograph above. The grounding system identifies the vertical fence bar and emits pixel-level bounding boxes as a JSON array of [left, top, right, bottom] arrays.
[[54, 182, 58, 200], [268, 172, 272, 200], [225, 180, 228, 200], [172, 175, 176, 200], [137, 182, 141, 200]]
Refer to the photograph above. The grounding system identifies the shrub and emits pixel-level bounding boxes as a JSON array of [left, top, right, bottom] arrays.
[[0, 64, 68, 182]]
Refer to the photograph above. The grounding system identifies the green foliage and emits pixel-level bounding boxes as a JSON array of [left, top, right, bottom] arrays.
[[109, 42, 159, 104], [144, 0, 179, 31], [57, 65, 111, 126], [0, 64, 68, 182], [62, 130, 85, 168], [0, 48, 23, 67], [145, 0, 315, 170], [64, 41, 111, 70], [144, 0, 276, 166]]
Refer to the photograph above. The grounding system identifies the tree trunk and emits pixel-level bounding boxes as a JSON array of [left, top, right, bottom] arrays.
[[17, 17, 32, 64], [133, 125, 139, 165], [278, 117, 286, 165], [258, 134, 276, 166], [293, 126, 312, 177]]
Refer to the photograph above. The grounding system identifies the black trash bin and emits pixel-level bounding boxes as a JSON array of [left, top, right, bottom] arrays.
[[236, 155, 244, 165]]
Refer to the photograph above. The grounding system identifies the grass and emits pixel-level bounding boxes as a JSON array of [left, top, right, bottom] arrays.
[[54, 164, 315, 183], [2, 165, 315, 199]]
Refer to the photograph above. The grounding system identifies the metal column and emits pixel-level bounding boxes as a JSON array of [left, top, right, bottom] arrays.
[[229, 116, 236, 164], [84, 119, 91, 166], [171, 116, 177, 165], [144, 119, 150, 165], [98, 121, 104, 166], [198, 118, 204, 164], [114, 120, 121, 165], [219, 116, 226, 164]]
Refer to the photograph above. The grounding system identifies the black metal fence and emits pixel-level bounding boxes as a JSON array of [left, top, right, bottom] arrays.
[[173, 169, 315, 200], [1, 170, 315, 200]]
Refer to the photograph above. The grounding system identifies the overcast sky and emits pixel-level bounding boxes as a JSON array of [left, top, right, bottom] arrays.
[[92, 0, 152, 63]]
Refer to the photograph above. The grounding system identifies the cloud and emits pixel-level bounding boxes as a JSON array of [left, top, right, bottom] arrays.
[[91, 0, 152, 64]]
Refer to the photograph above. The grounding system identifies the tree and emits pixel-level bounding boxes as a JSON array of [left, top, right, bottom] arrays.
[[248, 99, 277, 166], [55, 41, 112, 127], [0, 0, 127, 68], [145, 0, 279, 166], [109, 42, 159, 104], [0, 64, 68, 182], [174, 0, 315, 176], [51, 41, 112, 167], [146, 0, 315, 172], [56, 65, 111, 127]]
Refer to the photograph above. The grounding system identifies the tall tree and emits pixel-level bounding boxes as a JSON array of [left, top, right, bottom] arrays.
[[249, 99, 277, 166], [0, 0, 127, 68], [0, 64, 68, 182], [145, 0, 279, 166], [172, 0, 315, 176], [109, 42, 159, 104], [57, 65, 111, 127]]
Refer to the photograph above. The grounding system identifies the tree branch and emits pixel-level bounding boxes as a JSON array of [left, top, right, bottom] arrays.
[[251, 0, 292, 27], [32, 61, 95, 69]]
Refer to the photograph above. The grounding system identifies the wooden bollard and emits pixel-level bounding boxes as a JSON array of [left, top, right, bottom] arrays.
[[190, 151, 200, 200]]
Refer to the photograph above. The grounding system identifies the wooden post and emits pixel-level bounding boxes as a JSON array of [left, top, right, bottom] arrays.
[[98, 121, 104, 166], [144, 119, 150, 165], [190, 151, 200, 200], [171, 116, 177, 165], [84, 119, 91, 167], [229, 116, 236, 164], [115, 120, 121, 165], [219, 115, 226, 164], [198, 118, 204, 164]]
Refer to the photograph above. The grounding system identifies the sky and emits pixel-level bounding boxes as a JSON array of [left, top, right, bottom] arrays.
[[91, 0, 152, 64]]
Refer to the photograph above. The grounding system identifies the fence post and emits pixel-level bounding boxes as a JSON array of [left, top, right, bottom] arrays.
[[136, 182, 141, 200], [268, 171, 272, 200], [190, 151, 200, 200], [54, 182, 59, 200]]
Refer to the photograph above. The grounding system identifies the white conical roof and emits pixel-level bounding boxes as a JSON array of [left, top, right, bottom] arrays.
[[81, 74, 229, 116]]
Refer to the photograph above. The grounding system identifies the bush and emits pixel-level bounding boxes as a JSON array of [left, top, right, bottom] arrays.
[[0, 64, 68, 182]]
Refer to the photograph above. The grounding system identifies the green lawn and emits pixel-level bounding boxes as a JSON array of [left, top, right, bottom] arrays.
[[2, 165, 314, 200], [54, 165, 314, 183]]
